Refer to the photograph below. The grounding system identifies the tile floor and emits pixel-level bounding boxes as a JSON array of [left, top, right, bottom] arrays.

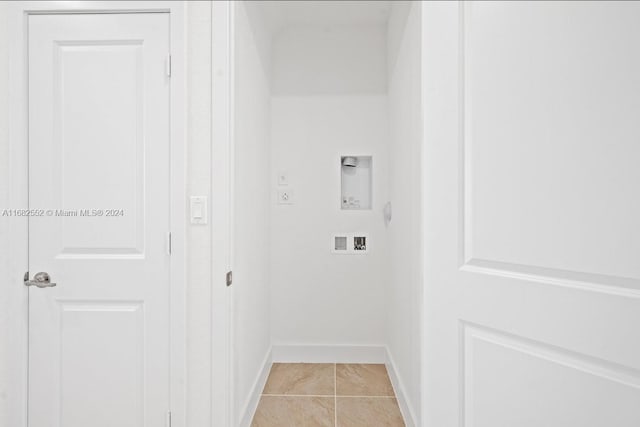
[[251, 363, 405, 427]]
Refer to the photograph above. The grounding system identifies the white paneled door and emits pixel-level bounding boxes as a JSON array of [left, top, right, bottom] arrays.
[[28, 13, 170, 427], [423, 2, 640, 427]]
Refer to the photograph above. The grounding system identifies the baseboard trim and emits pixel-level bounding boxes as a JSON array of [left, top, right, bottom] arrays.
[[271, 344, 386, 363], [385, 347, 418, 427], [239, 348, 273, 427]]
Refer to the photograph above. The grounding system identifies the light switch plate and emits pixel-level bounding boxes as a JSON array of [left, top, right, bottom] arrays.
[[190, 196, 207, 224], [277, 189, 294, 205]]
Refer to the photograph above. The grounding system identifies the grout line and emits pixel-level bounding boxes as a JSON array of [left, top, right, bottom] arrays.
[[336, 395, 398, 399], [334, 363, 337, 427], [258, 363, 399, 427], [261, 394, 334, 398]]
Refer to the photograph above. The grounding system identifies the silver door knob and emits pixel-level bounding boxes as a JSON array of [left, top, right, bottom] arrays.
[[24, 272, 57, 288]]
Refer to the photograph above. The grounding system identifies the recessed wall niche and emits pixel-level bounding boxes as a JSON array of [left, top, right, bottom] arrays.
[[340, 155, 372, 210]]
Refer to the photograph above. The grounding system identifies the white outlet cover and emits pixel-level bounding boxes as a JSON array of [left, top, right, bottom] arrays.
[[332, 234, 349, 253], [277, 189, 294, 205]]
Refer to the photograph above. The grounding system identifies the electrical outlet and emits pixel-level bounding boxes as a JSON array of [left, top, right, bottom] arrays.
[[277, 189, 294, 205]]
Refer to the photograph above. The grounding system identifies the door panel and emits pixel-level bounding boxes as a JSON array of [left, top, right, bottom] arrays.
[[464, 1, 640, 286], [55, 40, 145, 256], [59, 301, 145, 426], [28, 13, 170, 427], [423, 2, 640, 426], [463, 324, 640, 427]]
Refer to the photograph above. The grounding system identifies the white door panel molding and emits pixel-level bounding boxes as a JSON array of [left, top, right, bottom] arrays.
[[423, 2, 640, 426]]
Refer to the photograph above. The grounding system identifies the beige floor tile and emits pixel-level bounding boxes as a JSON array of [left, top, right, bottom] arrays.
[[263, 363, 335, 396], [336, 364, 395, 396], [336, 397, 405, 427], [251, 396, 335, 427]]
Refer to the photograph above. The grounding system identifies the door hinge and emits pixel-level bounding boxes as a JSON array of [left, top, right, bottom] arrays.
[[166, 411, 172, 427], [166, 232, 172, 255], [226, 271, 233, 287], [165, 53, 172, 77]]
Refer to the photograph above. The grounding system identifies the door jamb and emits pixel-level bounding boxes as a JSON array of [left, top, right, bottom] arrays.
[[211, 2, 233, 426], [7, 2, 187, 426]]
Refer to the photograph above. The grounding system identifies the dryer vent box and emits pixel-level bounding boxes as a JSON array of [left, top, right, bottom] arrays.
[[341, 156, 372, 210], [332, 233, 369, 254]]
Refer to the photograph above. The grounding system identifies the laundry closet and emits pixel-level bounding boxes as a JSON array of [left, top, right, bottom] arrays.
[[232, 1, 422, 425]]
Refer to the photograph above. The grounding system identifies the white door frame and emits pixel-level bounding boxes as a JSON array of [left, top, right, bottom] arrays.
[[7, 2, 187, 426], [211, 1, 234, 426]]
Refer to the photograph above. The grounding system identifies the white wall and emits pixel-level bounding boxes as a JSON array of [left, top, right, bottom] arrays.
[[272, 25, 387, 96], [269, 24, 389, 348], [270, 95, 389, 347], [386, 2, 422, 425], [0, 3, 10, 426], [233, 2, 272, 424]]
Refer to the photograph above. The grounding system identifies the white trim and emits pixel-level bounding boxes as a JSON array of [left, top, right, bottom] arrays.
[[211, 1, 233, 426], [420, 4, 429, 427], [7, 6, 29, 427], [238, 348, 272, 427], [460, 259, 640, 299], [226, 1, 239, 426], [6, 3, 187, 427], [168, 4, 187, 427], [271, 344, 386, 364], [228, 1, 237, 425], [385, 347, 418, 427]]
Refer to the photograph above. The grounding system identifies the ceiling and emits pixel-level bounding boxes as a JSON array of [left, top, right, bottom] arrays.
[[251, 1, 392, 33]]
